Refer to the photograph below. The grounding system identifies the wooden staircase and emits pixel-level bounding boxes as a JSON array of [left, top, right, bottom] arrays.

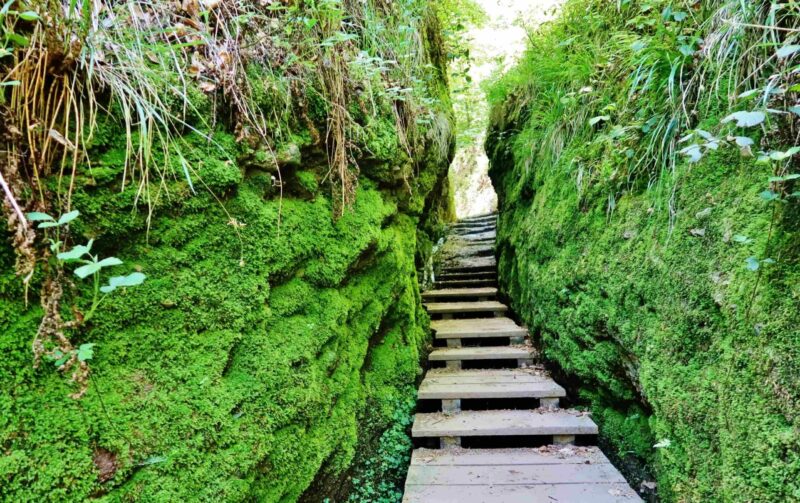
[[404, 213, 641, 502]]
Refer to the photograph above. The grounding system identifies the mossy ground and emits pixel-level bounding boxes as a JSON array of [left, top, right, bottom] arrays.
[[487, 0, 800, 500]]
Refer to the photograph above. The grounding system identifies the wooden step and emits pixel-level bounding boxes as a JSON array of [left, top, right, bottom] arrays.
[[431, 317, 525, 339], [439, 265, 496, 274], [412, 409, 598, 438], [418, 370, 565, 400], [435, 279, 496, 289], [436, 271, 495, 281], [446, 236, 495, 246], [440, 244, 494, 258], [405, 483, 641, 502], [424, 301, 507, 315], [451, 227, 496, 237], [451, 223, 496, 231], [455, 215, 496, 222], [422, 287, 497, 301], [453, 231, 496, 242], [460, 213, 497, 222], [404, 447, 640, 503], [428, 345, 534, 362], [442, 256, 496, 270]]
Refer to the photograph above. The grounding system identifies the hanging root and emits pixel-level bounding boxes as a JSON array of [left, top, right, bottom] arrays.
[[33, 273, 89, 399], [0, 149, 37, 302], [320, 43, 359, 218]]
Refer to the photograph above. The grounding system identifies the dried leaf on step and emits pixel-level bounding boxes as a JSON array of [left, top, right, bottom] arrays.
[[48, 129, 76, 150]]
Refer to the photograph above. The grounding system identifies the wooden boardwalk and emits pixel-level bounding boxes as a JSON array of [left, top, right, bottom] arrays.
[[404, 214, 641, 502]]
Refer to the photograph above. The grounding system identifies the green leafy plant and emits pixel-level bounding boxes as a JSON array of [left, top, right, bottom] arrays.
[[26, 209, 146, 397]]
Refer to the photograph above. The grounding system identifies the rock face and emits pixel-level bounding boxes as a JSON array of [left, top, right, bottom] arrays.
[[0, 4, 454, 502], [485, 1, 800, 502]]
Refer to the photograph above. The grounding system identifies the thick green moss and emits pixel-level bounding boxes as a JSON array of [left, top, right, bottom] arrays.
[[491, 136, 799, 502], [487, 1, 799, 500], [0, 177, 435, 501]]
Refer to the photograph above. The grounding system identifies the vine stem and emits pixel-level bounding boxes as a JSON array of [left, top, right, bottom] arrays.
[[88, 373, 130, 443], [83, 271, 106, 323], [745, 195, 778, 321]]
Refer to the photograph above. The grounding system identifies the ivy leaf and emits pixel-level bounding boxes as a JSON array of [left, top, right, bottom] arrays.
[[768, 146, 800, 161], [589, 115, 610, 126], [57, 240, 93, 262], [732, 234, 752, 244], [695, 129, 714, 141], [745, 256, 760, 271], [97, 257, 123, 268], [768, 173, 800, 182], [57, 210, 80, 225], [776, 45, 800, 59], [74, 262, 102, 279], [679, 144, 703, 163], [734, 136, 754, 147], [760, 190, 779, 202], [100, 272, 146, 293], [722, 111, 766, 128], [77, 343, 95, 362], [672, 11, 687, 22], [26, 212, 54, 222]]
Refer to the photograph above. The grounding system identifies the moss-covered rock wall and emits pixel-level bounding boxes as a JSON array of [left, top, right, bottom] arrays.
[[486, 0, 799, 501], [0, 2, 453, 501]]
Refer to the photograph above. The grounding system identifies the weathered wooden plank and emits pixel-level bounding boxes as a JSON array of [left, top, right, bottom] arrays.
[[436, 271, 495, 281], [424, 301, 507, 314], [423, 368, 551, 383], [418, 379, 565, 399], [442, 256, 497, 270], [428, 346, 533, 361], [422, 287, 497, 300], [435, 279, 497, 289], [403, 482, 642, 502], [431, 317, 525, 338], [450, 231, 496, 242], [410, 446, 611, 466], [412, 409, 598, 437], [406, 462, 626, 486]]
